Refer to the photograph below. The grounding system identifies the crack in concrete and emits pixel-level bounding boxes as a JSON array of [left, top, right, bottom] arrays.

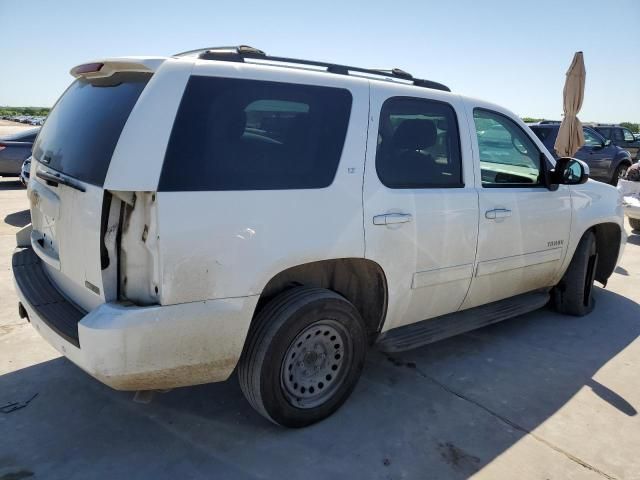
[[386, 355, 618, 480]]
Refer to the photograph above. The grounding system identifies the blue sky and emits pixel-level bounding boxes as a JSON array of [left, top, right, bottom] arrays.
[[1, 0, 638, 122]]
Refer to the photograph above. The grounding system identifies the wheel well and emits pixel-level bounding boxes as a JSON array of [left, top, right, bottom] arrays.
[[254, 259, 388, 343], [592, 223, 621, 286]]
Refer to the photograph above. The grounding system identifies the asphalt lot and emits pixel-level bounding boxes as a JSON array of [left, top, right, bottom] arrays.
[[1, 144, 639, 479]]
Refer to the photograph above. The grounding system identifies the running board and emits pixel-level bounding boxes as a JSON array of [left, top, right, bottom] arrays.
[[376, 292, 550, 353]]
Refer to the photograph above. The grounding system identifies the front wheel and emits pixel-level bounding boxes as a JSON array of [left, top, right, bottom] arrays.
[[552, 231, 598, 316], [238, 287, 367, 427], [610, 163, 630, 186]]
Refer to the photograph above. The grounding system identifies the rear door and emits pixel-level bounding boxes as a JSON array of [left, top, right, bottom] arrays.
[[363, 88, 479, 332], [28, 70, 151, 311]]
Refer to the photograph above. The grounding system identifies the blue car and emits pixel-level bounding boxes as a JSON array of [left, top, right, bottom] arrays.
[[528, 122, 633, 185]]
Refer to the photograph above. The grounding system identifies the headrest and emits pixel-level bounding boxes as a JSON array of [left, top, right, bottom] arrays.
[[392, 119, 437, 150]]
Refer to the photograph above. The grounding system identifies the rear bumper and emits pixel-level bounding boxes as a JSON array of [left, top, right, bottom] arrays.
[[12, 247, 259, 390]]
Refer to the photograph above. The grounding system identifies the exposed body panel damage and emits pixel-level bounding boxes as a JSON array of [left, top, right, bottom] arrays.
[[119, 192, 161, 306]]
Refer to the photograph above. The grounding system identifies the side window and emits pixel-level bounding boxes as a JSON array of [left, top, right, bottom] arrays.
[[623, 129, 635, 142], [596, 127, 611, 139], [583, 128, 603, 147], [159, 76, 352, 191], [376, 97, 463, 188], [473, 109, 542, 187], [613, 128, 624, 142]]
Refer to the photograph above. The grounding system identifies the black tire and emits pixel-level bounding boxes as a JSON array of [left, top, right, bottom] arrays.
[[238, 286, 367, 427], [610, 163, 630, 186], [553, 231, 598, 316], [630, 217, 640, 232]]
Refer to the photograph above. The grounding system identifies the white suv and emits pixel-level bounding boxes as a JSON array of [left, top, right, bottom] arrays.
[[13, 46, 625, 427]]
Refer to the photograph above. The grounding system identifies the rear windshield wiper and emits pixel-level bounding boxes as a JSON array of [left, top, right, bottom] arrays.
[[36, 168, 86, 192]]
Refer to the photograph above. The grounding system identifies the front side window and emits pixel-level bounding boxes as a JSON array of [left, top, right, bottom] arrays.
[[375, 97, 462, 188], [583, 128, 604, 147], [596, 127, 611, 139], [159, 76, 352, 191], [473, 109, 542, 187]]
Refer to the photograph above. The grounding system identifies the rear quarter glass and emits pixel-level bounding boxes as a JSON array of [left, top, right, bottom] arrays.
[[32, 73, 150, 186], [159, 76, 353, 191]]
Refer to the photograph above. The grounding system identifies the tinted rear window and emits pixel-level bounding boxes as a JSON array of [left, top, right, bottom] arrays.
[[159, 76, 352, 191], [529, 126, 555, 142], [376, 97, 463, 188], [32, 73, 149, 186]]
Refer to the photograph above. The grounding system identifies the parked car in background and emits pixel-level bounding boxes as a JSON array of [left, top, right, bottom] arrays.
[[19, 156, 31, 187], [618, 178, 640, 231], [529, 122, 633, 185], [0, 128, 38, 176], [592, 124, 640, 161], [13, 48, 625, 428]]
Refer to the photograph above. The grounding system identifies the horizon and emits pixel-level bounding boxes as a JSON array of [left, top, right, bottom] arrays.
[[1, 0, 638, 123]]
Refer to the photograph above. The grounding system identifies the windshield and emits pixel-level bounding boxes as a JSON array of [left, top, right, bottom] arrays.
[[32, 73, 150, 186]]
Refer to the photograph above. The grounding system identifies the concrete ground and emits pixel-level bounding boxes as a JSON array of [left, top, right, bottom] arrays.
[[1, 154, 639, 479]]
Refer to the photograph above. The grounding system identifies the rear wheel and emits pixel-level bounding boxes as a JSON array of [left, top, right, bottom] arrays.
[[238, 287, 367, 427], [553, 231, 598, 316], [629, 217, 640, 232]]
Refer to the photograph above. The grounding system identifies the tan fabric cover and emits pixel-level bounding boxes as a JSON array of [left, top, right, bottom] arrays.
[[554, 52, 586, 157]]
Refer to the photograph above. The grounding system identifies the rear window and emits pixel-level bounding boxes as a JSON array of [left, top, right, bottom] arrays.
[[32, 73, 150, 186], [159, 76, 352, 191], [529, 126, 555, 142]]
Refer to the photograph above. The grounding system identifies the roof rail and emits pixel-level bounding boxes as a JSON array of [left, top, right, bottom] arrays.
[[173, 45, 451, 92], [538, 120, 561, 124]]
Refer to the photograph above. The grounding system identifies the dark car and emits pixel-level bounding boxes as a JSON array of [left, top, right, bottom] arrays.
[[592, 124, 640, 161], [528, 122, 633, 185], [0, 128, 39, 176]]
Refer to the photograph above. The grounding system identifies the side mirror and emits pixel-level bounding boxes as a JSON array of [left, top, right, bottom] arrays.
[[551, 157, 589, 186], [604, 139, 612, 147]]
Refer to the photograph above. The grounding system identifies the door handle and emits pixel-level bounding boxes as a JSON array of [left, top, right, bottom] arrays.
[[485, 208, 512, 220], [373, 213, 413, 225]]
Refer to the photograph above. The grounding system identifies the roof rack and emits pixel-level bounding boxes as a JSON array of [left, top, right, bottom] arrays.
[[173, 45, 451, 92], [538, 120, 561, 124]]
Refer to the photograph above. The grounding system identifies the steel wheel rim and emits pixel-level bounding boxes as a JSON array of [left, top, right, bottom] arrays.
[[280, 320, 351, 409], [619, 166, 628, 178]]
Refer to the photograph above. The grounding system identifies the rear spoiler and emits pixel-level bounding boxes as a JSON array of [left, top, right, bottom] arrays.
[[70, 57, 166, 79]]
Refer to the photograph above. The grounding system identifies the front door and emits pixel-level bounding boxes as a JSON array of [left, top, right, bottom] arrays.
[[462, 107, 572, 310], [619, 127, 640, 160], [363, 90, 479, 332], [578, 128, 611, 182]]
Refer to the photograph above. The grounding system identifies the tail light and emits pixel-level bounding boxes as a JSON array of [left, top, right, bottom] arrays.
[[0, 143, 6, 151]]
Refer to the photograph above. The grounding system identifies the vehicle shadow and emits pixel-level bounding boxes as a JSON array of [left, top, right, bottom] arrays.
[[4, 209, 30, 228], [0, 287, 638, 479], [0, 179, 24, 191]]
